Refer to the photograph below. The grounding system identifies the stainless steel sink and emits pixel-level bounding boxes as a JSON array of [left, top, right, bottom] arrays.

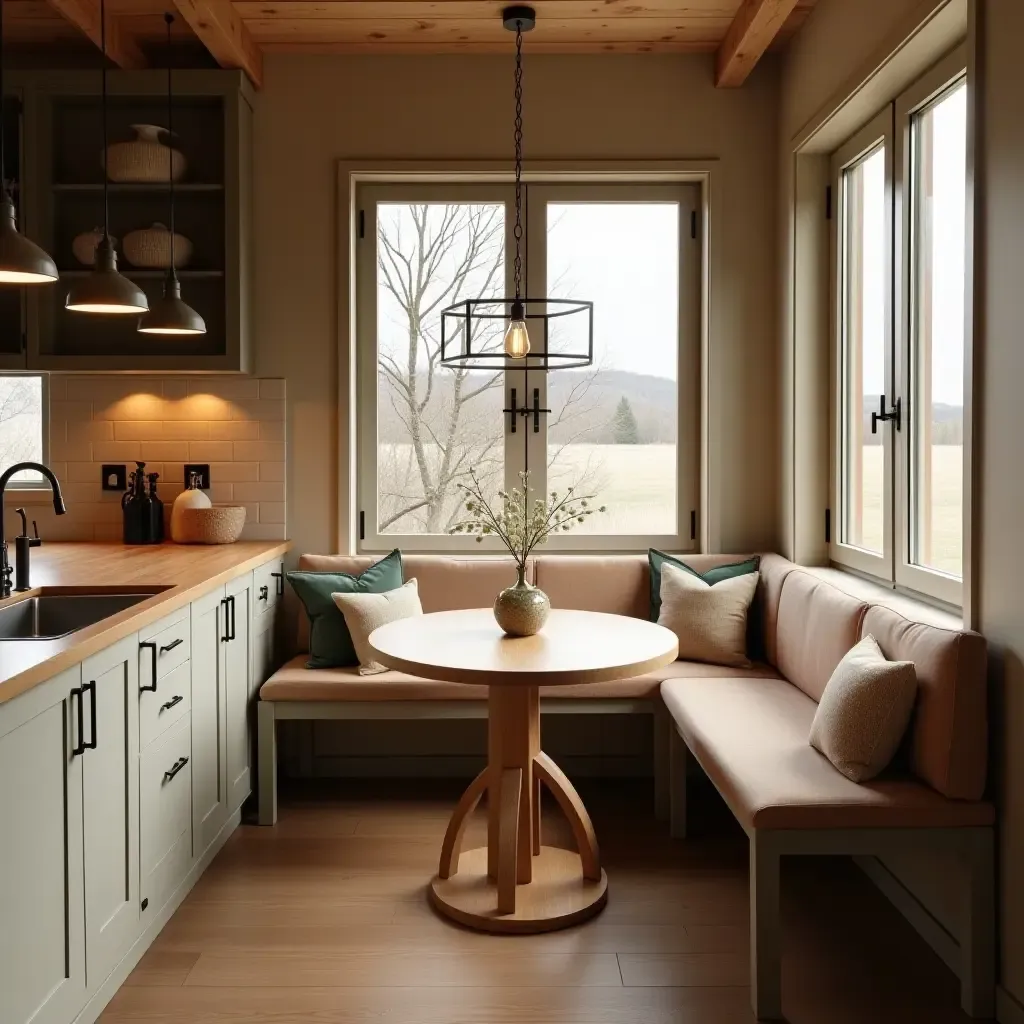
[[0, 589, 169, 641]]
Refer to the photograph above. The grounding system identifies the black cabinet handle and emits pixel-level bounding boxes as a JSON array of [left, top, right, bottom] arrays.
[[159, 637, 184, 655], [163, 756, 189, 782], [229, 594, 237, 641], [258, 585, 269, 602], [71, 685, 85, 757], [271, 566, 284, 596], [84, 680, 97, 751], [221, 598, 231, 643], [160, 694, 184, 713], [139, 641, 158, 692]]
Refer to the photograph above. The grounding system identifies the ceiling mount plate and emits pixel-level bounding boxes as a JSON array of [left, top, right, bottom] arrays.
[[502, 5, 536, 31]]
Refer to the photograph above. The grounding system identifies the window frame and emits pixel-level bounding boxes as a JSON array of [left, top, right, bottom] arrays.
[[893, 47, 968, 607], [829, 45, 969, 608], [0, 372, 50, 493], [355, 179, 701, 554]]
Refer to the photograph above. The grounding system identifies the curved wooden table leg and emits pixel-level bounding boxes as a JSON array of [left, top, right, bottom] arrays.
[[497, 768, 522, 914], [533, 775, 542, 856], [534, 751, 601, 881], [437, 767, 489, 879]]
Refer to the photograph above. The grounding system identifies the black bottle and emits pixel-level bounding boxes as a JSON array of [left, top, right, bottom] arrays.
[[122, 461, 156, 544], [147, 472, 165, 543]]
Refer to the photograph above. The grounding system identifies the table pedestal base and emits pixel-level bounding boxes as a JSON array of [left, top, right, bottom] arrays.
[[430, 685, 607, 934], [430, 846, 607, 933]]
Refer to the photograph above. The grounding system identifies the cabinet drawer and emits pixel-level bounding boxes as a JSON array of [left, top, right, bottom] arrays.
[[139, 660, 191, 749], [139, 611, 191, 691], [140, 715, 192, 912], [253, 559, 284, 623]]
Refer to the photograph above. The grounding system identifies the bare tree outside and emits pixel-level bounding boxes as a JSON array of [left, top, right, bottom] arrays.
[[0, 376, 43, 482]]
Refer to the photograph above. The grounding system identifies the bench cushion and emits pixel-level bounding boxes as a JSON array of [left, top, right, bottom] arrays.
[[261, 655, 783, 703], [661, 676, 994, 831]]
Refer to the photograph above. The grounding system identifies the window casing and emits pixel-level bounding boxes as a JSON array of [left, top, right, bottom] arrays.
[[356, 180, 701, 553], [0, 374, 46, 486], [830, 47, 968, 607]]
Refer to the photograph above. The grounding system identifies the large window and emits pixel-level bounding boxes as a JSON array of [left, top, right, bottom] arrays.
[[0, 375, 45, 484], [830, 50, 968, 605], [357, 182, 701, 551]]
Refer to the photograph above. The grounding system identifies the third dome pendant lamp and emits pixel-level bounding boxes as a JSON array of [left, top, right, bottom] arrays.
[[65, 0, 148, 315], [0, 0, 57, 284], [139, 13, 206, 336]]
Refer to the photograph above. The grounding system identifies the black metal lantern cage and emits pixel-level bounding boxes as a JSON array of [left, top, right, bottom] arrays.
[[440, 297, 594, 372]]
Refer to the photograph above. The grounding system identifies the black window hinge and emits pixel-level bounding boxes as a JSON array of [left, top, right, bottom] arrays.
[[825, 185, 833, 221], [690, 210, 698, 240], [825, 508, 832, 544], [690, 510, 697, 541], [359, 510, 365, 541], [358, 210, 365, 239]]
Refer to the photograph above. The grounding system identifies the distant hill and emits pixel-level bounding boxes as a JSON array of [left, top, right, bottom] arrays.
[[861, 397, 962, 444], [378, 368, 679, 445]]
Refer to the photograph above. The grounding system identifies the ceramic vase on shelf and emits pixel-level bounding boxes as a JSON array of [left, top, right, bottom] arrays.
[[493, 564, 550, 637], [104, 124, 186, 184], [123, 223, 193, 269]]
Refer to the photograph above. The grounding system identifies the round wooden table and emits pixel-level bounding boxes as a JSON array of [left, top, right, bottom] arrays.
[[369, 608, 679, 934]]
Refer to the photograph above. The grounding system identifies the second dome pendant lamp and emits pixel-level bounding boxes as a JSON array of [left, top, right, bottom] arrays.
[[139, 13, 206, 335], [65, 0, 148, 315]]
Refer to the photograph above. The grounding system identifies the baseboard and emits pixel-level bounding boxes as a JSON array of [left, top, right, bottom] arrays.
[[998, 986, 1024, 1024], [73, 806, 243, 1024], [854, 854, 960, 975]]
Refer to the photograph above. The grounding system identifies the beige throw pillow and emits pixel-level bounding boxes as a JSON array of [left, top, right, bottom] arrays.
[[809, 634, 918, 782], [331, 578, 423, 675], [657, 561, 759, 668]]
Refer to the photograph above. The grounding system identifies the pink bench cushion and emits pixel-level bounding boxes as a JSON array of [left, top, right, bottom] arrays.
[[661, 676, 994, 831], [260, 655, 782, 702]]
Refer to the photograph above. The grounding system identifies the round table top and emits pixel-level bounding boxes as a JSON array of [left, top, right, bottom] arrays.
[[368, 608, 679, 688]]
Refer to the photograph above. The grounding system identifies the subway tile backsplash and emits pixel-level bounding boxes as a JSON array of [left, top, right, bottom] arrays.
[[11, 376, 287, 544]]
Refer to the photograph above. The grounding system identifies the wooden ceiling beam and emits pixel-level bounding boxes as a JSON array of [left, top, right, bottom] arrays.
[[172, 0, 263, 88], [42, 0, 147, 68], [715, 0, 800, 87]]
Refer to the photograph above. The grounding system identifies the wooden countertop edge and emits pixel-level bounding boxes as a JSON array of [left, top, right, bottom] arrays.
[[0, 541, 291, 707]]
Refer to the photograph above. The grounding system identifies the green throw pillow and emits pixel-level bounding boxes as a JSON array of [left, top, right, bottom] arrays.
[[648, 549, 760, 622], [287, 550, 404, 669]]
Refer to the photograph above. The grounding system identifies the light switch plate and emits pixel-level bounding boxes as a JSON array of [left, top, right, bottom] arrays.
[[184, 463, 211, 489], [101, 464, 127, 491]]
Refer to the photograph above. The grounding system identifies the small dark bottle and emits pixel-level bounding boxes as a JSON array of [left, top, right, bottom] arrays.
[[122, 462, 156, 544], [147, 472, 165, 543]]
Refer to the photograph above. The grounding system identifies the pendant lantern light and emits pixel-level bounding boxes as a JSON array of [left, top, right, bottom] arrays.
[[138, 13, 205, 336], [439, 6, 592, 373], [65, 0, 148, 315], [0, 0, 57, 284]]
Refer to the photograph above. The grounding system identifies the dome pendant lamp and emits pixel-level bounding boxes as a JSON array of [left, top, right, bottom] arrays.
[[139, 13, 206, 336], [0, 0, 57, 284], [66, 0, 148, 315], [439, 7, 593, 374]]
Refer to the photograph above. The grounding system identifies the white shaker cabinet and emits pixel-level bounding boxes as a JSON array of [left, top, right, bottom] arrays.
[[224, 573, 252, 812], [0, 666, 86, 1024], [80, 635, 142, 988], [191, 585, 228, 856]]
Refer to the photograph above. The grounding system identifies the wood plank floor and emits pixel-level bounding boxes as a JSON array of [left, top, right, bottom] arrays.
[[102, 779, 982, 1023]]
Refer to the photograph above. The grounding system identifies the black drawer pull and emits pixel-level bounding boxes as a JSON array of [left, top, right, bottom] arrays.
[[84, 680, 97, 751], [160, 694, 184, 713], [164, 756, 189, 782], [271, 567, 284, 596], [139, 641, 158, 692], [71, 685, 85, 757], [159, 637, 184, 654]]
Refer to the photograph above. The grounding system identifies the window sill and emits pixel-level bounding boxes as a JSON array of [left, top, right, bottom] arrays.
[[825, 560, 964, 627]]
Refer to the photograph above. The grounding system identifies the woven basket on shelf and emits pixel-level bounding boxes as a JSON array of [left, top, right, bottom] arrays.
[[105, 124, 186, 183], [176, 506, 246, 544], [72, 228, 116, 266], [123, 223, 193, 269]]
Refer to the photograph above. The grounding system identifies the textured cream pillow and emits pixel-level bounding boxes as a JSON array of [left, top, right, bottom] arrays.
[[809, 634, 918, 782], [331, 578, 422, 675], [657, 561, 759, 668]]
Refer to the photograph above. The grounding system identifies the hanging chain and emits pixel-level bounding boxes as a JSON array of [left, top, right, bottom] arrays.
[[166, 13, 176, 276], [512, 22, 524, 302]]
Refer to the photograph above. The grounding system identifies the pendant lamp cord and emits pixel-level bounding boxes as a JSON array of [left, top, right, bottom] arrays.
[[512, 21, 523, 302], [0, 0, 8, 202], [100, 0, 110, 243], [165, 12, 176, 282]]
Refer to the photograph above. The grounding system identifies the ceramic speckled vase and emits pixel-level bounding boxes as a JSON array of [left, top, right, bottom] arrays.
[[493, 565, 550, 637]]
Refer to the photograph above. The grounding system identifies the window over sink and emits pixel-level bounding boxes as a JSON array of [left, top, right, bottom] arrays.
[[0, 375, 45, 485]]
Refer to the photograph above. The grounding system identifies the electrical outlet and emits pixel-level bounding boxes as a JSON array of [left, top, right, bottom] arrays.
[[101, 464, 127, 491], [184, 464, 211, 489]]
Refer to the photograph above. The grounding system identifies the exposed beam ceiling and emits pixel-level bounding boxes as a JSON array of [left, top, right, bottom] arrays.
[[42, 0, 146, 67], [716, 0, 801, 87], [172, 0, 263, 87]]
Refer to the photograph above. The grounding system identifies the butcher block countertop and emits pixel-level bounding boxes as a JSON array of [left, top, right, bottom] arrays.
[[0, 541, 290, 706]]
